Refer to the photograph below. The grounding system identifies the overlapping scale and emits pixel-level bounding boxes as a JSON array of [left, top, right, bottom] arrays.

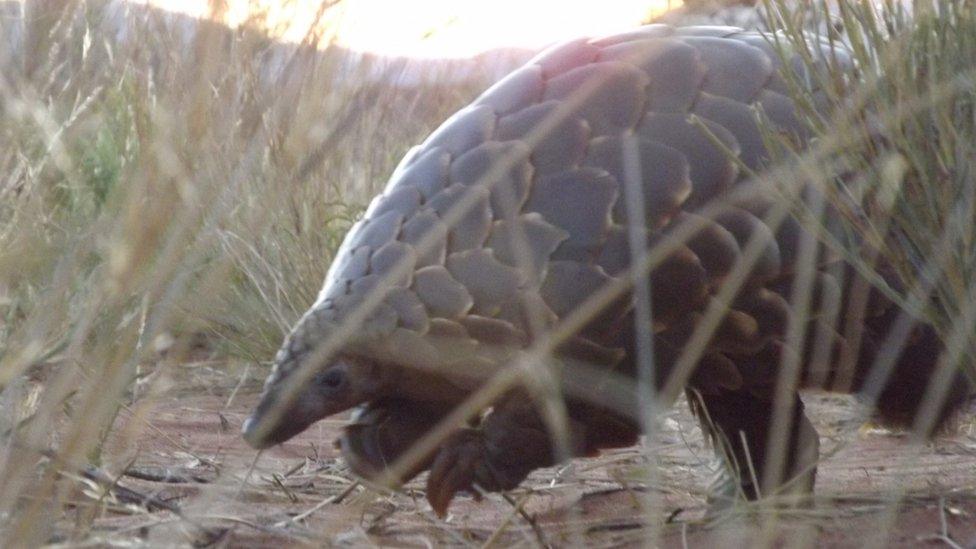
[[691, 352, 744, 394], [365, 184, 422, 220], [495, 289, 559, 332], [369, 241, 416, 288], [446, 249, 523, 316], [346, 210, 403, 251], [671, 212, 741, 283], [327, 244, 370, 289], [386, 287, 429, 333], [423, 105, 496, 156], [389, 146, 450, 201], [677, 36, 773, 102], [542, 61, 650, 135], [427, 183, 492, 253], [413, 265, 474, 319], [597, 38, 705, 113], [584, 135, 692, 226], [638, 113, 740, 206], [485, 213, 568, 284], [495, 101, 590, 175], [770, 270, 843, 320], [541, 261, 627, 330], [474, 65, 545, 116], [594, 225, 633, 277], [399, 209, 448, 267], [713, 207, 782, 288], [459, 316, 528, 348], [525, 167, 618, 260], [735, 288, 791, 340], [692, 93, 767, 174], [648, 245, 710, 326], [755, 89, 805, 137], [450, 141, 534, 219]]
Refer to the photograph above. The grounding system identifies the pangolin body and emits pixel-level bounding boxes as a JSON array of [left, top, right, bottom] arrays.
[[243, 24, 973, 515]]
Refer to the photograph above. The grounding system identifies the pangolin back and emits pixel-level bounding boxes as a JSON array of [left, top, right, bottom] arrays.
[[270, 24, 866, 400]]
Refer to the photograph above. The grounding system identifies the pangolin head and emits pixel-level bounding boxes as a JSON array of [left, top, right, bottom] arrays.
[[241, 311, 393, 449]]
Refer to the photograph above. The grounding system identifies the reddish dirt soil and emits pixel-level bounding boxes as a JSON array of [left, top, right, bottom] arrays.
[[62, 362, 976, 547]]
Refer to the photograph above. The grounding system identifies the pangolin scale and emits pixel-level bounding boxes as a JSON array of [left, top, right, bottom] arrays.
[[242, 24, 973, 516]]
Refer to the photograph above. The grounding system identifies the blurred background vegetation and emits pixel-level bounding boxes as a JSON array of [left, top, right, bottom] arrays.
[[0, 3, 489, 541], [0, 0, 493, 368]]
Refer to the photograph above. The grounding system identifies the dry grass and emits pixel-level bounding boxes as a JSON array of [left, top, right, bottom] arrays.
[[0, 0, 974, 547], [771, 0, 975, 326], [0, 0, 484, 544]]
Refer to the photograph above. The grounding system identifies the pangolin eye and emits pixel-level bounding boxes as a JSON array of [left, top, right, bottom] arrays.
[[317, 369, 345, 389]]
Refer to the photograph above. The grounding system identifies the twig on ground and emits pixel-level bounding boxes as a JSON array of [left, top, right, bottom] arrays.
[[275, 480, 361, 527], [40, 449, 181, 515], [272, 473, 299, 503], [332, 480, 361, 504], [124, 465, 210, 484], [498, 490, 551, 549], [481, 490, 532, 549]]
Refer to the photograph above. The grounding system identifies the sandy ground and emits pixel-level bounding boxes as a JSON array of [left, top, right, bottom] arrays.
[[53, 360, 976, 547]]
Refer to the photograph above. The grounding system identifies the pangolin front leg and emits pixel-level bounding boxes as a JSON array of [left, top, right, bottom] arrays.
[[339, 399, 456, 487], [425, 391, 639, 516]]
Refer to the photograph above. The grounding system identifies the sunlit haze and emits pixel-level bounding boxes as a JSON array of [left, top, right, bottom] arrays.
[[137, 0, 675, 58]]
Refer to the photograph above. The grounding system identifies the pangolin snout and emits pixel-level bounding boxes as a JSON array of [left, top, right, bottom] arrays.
[[240, 415, 265, 448], [241, 393, 315, 449], [241, 405, 281, 450], [242, 409, 316, 449], [243, 359, 374, 449]]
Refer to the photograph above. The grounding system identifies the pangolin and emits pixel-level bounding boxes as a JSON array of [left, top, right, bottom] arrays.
[[242, 24, 973, 516]]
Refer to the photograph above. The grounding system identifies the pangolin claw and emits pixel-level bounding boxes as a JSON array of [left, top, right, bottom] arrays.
[[426, 429, 508, 517]]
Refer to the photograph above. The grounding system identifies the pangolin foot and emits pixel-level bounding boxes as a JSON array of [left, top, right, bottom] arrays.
[[426, 428, 522, 517]]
